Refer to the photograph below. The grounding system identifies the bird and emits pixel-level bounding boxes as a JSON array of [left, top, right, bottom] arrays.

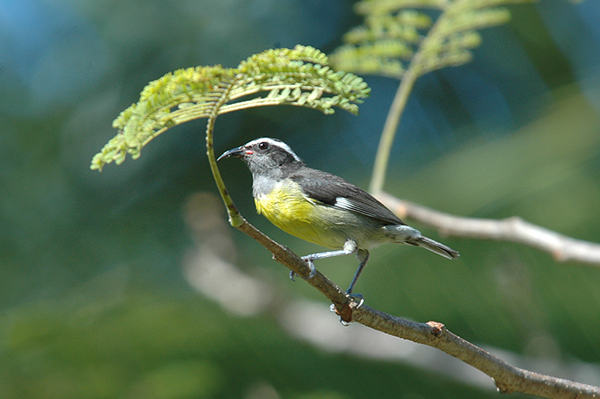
[[218, 137, 459, 296]]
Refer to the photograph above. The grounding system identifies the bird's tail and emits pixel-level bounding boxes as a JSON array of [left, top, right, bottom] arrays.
[[412, 236, 460, 260], [385, 225, 459, 259]]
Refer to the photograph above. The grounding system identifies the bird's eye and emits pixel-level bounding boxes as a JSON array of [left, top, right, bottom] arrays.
[[258, 142, 269, 150]]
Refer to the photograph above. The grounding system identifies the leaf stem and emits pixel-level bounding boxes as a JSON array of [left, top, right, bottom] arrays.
[[369, 4, 448, 193], [369, 66, 418, 193], [204, 81, 245, 227]]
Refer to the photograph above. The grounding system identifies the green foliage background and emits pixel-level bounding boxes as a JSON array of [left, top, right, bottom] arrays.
[[1, 0, 600, 398]]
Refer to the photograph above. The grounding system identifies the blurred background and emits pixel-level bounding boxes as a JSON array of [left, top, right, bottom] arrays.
[[2, 0, 600, 398]]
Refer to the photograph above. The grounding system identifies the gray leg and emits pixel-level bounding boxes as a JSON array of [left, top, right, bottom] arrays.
[[347, 249, 369, 294], [290, 240, 358, 281]]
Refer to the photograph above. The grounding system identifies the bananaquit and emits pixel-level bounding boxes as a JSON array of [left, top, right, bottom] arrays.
[[218, 138, 459, 295]]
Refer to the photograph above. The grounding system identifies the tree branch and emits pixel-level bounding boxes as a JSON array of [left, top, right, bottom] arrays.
[[375, 191, 600, 266], [352, 308, 600, 399], [230, 218, 600, 399]]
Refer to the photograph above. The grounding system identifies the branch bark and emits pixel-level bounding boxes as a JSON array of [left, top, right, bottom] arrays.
[[232, 218, 600, 399], [376, 191, 600, 266]]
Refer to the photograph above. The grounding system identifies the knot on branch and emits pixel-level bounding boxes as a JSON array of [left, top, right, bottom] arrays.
[[426, 321, 446, 337]]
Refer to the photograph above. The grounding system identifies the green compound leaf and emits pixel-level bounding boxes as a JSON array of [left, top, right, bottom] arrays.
[[330, 0, 534, 80], [91, 45, 370, 171]]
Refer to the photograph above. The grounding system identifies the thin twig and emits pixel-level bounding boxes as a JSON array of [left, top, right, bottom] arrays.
[[376, 191, 600, 265]]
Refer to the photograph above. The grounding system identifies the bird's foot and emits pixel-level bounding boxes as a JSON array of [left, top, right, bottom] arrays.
[[347, 293, 364, 308], [289, 257, 317, 281], [329, 293, 364, 326]]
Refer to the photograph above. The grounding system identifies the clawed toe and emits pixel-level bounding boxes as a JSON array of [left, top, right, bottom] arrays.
[[290, 257, 317, 281], [348, 293, 365, 308], [300, 257, 317, 279]]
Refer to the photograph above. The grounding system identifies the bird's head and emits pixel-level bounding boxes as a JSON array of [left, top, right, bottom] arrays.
[[218, 137, 304, 176]]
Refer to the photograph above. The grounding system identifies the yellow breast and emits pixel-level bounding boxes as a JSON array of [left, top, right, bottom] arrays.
[[254, 181, 346, 248]]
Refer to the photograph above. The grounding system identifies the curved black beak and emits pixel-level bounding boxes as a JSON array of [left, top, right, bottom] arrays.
[[217, 145, 245, 161]]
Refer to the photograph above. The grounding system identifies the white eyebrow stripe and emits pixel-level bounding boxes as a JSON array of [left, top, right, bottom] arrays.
[[245, 137, 303, 162]]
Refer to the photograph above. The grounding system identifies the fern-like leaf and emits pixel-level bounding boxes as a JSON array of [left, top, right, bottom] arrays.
[[91, 45, 370, 171], [331, 8, 433, 79], [330, 0, 534, 79]]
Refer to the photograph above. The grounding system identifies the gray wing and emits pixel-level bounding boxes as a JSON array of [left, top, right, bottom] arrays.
[[290, 168, 405, 225]]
